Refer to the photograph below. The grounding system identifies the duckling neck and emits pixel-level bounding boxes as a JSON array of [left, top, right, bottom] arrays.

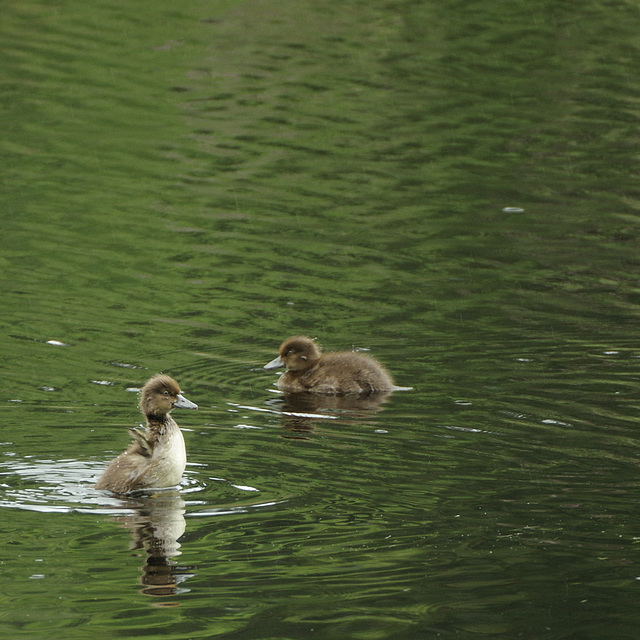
[[291, 361, 321, 382], [145, 412, 178, 434]]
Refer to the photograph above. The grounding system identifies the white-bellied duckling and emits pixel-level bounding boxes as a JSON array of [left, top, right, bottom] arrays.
[[264, 335, 396, 394], [95, 375, 197, 494]]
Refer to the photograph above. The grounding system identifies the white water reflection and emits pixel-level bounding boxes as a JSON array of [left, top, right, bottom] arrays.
[[0, 455, 280, 599]]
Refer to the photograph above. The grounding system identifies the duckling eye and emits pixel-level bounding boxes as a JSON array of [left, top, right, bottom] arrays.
[[163, 390, 170, 396]]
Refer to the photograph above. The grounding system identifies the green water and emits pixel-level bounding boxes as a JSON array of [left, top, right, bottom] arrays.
[[2, 0, 640, 638]]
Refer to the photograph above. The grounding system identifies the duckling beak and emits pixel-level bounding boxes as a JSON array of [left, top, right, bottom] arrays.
[[173, 394, 198, 410], [264, 355, 284, 370]]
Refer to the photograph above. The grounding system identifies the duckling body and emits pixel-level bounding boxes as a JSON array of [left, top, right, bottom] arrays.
[[95, 375, 197, 494], [264, 336, 395, 395]]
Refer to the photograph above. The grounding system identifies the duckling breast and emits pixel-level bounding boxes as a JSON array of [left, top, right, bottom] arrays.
[[143, 426, 186, 488]]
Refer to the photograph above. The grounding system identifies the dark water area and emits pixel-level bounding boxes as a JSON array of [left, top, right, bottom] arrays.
[[1, 0, 640, 638]]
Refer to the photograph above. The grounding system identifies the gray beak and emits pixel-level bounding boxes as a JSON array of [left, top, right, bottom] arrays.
[[173, 393, 198, 410], [264, 355, 284, 370]]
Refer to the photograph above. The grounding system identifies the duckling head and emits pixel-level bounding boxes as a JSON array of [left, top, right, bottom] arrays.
[[264, 336, 322, 372], [139, 374, 198, 416]]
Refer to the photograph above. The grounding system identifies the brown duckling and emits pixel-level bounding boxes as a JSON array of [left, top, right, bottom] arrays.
[[95, 375, 197, 494], [264, 335, 396, 395]]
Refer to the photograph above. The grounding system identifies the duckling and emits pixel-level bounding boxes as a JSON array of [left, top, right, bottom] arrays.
[[264, 335, 396, 395], [95, 375, 197, 494]]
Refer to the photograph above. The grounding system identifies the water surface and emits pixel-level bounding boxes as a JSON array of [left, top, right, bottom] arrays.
[[1, 0, 640, 638]]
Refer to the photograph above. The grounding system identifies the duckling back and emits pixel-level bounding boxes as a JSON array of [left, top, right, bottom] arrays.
[[94, 417, 186, 493], [278, 351, 395, 394]]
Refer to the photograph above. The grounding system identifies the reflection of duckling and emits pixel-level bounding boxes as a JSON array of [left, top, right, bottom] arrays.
[[264, 336, 396, 394], [276, 391, 392, 437], [95, 375, 198, 494], [114, 491, 193, 598]]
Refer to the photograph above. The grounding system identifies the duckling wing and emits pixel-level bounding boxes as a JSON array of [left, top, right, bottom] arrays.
[[128, 427, 153, 457]]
